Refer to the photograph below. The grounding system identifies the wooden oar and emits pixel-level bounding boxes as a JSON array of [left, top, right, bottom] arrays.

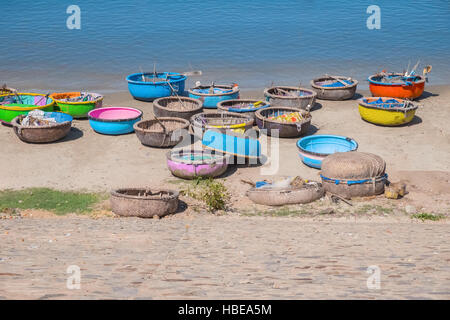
[[327, 75, 351, 87]]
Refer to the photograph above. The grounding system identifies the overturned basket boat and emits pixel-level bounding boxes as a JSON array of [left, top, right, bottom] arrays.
[[247, 182, 324, 206], [167, 149, 229, 179], [134, 117, 190, 148], [50, 92, 103, 118], [110, 188, 179, 218], [0, 93, 54, 125], [264, 86, 316, 110], [320, 152, 387, 199], [153, 96, 202, 120], [255, 107, 311, 138], [368, 72, 425, 100], [11, 112, 73, 143], [190, 112, 254, 138], [217, 99, 270, 120], [297, 135, 358, 169], [311, 75, 358, 100], [358, 97, 418, 126], [188, 84, 240, 108]]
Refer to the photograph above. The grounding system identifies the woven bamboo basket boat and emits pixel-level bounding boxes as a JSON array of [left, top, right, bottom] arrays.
[[358, 97, 418, 126], [190, 112, 254, 138], [110, 188, 179, 218], [320, 152, 387, 199], [0, 85, 16, 95], [11, 112, 73, 143], [264, 86, 316, 110], [217, 99, 270, 120], [247, 182, 324, 206], [0, 93, 55, 125], [134, 117, 190, 148], [153, 96, 202, 120], [188, 84, 240, 108], [368, 72, 425, 100], [255, 106, 311, 138], [311, 75, 358, 100]]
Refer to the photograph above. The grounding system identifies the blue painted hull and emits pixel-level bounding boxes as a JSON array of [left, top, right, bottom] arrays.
[[189, 91, 240, 108], [296, 135, 358, 169], [202, 129, 260, 158], [126, 72, 186, 101], [89, 117, 142, 135]]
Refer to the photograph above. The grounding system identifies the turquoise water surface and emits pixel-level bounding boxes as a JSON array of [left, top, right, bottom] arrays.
[[1, 0, 449, 91]]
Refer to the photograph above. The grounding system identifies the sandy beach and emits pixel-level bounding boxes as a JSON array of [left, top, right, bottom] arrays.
[[0, 84, 449, 300]]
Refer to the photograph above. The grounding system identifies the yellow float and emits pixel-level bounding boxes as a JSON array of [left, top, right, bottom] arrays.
[[358, 97, 418, 126]]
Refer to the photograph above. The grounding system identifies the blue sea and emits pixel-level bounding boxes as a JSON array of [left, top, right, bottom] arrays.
[[1, 0, 449, 92]]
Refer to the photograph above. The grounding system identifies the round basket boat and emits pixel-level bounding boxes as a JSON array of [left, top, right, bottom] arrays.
[[217, 99, 270, 120], [134, 117, 190, 148], [190, 112, 254, 138], [110, 188, 179, 218], [167, 149, 229, 179], [320, 152, 387, 199], [11, 112, 73, 143], [255, 106, 311, 138], [127, 72, 187, 101], [50, 92, 103, 118], [153, 96, 202, 120], [311, 75, 358, 100], [88, 107, 142, 135], [264, 86, 316, 110], [0, 93, 54, 125], [247, 182, 324, 206], [368, 73, 425, 100], [188, 84, 240, 108], [296, 135, 358, 169], [358, 97, 418, 126]]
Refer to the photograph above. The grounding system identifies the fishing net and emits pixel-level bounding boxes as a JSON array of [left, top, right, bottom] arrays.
[[321, 152, 385, 179]]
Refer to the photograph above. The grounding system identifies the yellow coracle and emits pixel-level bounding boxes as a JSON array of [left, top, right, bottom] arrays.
[[358, 97, 418, 126]]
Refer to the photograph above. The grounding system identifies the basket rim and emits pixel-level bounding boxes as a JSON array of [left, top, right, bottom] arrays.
[[166, 149, 230, 164], [190, 111, 254, 128], [310, 75, 358, 90], [0, 92, 55, 111], [50, 92, 104, 105], [153, 96, 203, 113], [88, 107, 143, 123], [264, 86, 317, 99], [358, 97, 419, 111], [296, 135, 358, 157], [133, 117, 190, 133], [126, 72, 187, 85], [188, 84, 239, 97], [367, 73, 425, 86], [111, 188, 179, 200], [255, 106, 311, 126]]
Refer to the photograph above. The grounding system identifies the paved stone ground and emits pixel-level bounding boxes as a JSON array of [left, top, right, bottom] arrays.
[[0, 216, 449, 299]]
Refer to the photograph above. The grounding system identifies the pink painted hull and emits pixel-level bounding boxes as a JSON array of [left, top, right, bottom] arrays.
[[167, 159, 228, 179]]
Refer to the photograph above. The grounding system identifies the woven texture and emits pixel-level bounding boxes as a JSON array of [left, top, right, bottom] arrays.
[[321, 152, 385, 179]]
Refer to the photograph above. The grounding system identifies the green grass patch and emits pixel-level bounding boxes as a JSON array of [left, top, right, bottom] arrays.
[[181, 178, 230, 212], [0, 188, 103, 215], [411, 213, 445, 222]]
